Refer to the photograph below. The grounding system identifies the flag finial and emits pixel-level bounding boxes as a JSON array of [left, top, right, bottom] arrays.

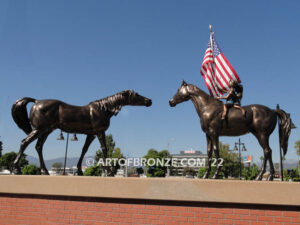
[[209, 24, 212, 33]]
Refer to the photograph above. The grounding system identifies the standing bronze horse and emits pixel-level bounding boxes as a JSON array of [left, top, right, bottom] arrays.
[[12, 90, 152, 175], [169, 81, 291, 181]]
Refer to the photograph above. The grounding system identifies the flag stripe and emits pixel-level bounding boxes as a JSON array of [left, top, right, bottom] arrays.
[[200, 33, 241, 97]]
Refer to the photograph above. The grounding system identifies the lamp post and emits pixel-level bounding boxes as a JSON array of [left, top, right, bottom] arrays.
[[167, 138, 176, 152], [57, 131, 78, 175], [233, 138, 247, 180]]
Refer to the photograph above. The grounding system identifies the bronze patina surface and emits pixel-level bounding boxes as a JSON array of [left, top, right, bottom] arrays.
[[12, 90, 152, 175], [169, 81, 291, 181]]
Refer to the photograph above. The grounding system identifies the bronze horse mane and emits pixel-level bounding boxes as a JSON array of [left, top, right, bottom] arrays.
[[169, 80, 291, 181], [12, 90, 152, 175]]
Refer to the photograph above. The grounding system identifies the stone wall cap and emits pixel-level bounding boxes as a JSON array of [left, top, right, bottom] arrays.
[[0, 175, 299, 206]]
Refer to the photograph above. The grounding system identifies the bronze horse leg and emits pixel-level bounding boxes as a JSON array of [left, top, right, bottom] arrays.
[[35, 132, 51, 175], [211, 135, 222, 179], [13, 129, 42, 174], [255, 133, 274, 181], [77, 135, 96, 176], [203, 134, 213, 179], [97, 131, 112, 176]]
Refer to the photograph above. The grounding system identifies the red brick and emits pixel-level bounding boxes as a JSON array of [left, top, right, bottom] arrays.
[[274, 217, 290, 222], [210, 213, 224, 219], [203, 207, 217, 213], [160, 206, 176, 211], [120, 204, 132, 209], [226, 214, 241, 220], [165, 211, 180, 216], [174, 216, 188, 222], [195, 212, 209, 218], [218, 219, 234, 224], [152, 210, 165, 215], [234, 221, 250, 225], [188, 217, 202, 222], [242, 215, 257, 221], [132, 214, 145, 219], [266, 211, 282, 217], [120, 213, 132, 218], [180, 222, 194, 225], [251, 210, 266, 216], [132, 204, 145, 209], [159, 215, 174, 221], [165, 222, 180, 225], [151, 220, 165, 225], [250, 222, 266, 225], [218, 208, 233, 214], [291, 217, 300, 223], [283, 211, 300, 217], [145, 214, 160, 220], [181, 212, 195, 217], [266, 223, 282, 225], [146, 205, 160, 210], [203, 218, 218, 223], [107, 212, 120, 218], [135, 218, 152, 224], [189, 207, 203, 213], [258, 216, 274, 222], [234, 209, 249, 215]]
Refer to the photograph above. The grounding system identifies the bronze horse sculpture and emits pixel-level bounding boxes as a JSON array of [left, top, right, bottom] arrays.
[[169, 81, 291, 181], [12, 90, 152, 175]]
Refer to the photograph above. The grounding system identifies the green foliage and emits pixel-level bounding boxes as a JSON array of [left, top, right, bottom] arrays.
[[0, 152, 28, 173], [0, 141, 3, 157], [52, 162, 63, 168], [242, 164, 260, 180], [197, 167, 224, 179], [52, 162, 63, 174], [283, 168, 300, 181], [294, 140, 300, 156], [197, 142, 242, 179], [83, 165, 102, 176], [95, 134, 124, 175], [218, 142, 241, 178], [22, 164, 41, 175], [144, 149, 170, 177]]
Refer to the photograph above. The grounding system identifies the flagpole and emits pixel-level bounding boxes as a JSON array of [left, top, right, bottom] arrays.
[[209, 24, 214, 51]]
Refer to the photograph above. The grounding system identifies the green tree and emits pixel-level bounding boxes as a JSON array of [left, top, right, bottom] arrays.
[[95, 134, 124, 175], [242, 164, 260, 180], [52, 162, 63, 174], [144, 149, 171, 177], [0, 141, 3, 157], [218, 142, 241, 178], [0, 152, 28, 173], [22, 164, 41, 175], [83, 165, 102, 176], [197, 166, 224, 179], [294, 140, 300, 170]]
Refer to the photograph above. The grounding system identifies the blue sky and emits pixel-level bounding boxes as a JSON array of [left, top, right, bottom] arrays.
[[0, 1, 300, 165]]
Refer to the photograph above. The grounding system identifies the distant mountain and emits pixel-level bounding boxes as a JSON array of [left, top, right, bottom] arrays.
[[26, 155, 95, 169]]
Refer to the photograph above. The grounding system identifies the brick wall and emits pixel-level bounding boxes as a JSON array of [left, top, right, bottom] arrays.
[[0, 194, 299, 225]]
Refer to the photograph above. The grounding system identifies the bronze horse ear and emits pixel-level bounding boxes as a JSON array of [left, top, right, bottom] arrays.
[[182, 80, 187, 86]]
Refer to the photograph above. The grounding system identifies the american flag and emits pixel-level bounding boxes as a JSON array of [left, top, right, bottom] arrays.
[[200, 33, 240, 97]]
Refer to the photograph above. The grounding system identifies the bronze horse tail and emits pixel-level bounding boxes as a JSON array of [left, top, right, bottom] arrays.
[[276, 109, 291, 156], [11, 97, 36, 135]]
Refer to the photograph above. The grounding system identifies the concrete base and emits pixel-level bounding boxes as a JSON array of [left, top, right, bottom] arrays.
[[0, 175, 299, 206]]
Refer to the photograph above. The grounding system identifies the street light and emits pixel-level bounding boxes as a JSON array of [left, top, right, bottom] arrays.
[[57, 131, 78, 175], [234, 138, 247, 180]]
